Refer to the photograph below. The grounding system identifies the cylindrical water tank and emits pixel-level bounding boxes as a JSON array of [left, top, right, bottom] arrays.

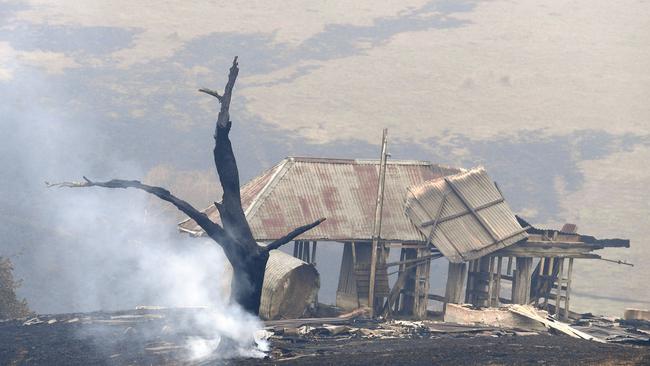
[[259, 250, 320, 320]]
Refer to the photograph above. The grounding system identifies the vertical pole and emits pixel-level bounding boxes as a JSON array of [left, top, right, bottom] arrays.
[[506, 257, 513, 276], [311, 241, 318, 263], [395, 248, 406, 313], [555, 258, 564, 317], [414, 247, 431, 318], [487, 257, 494, 307], [564, 258, 574, 320], [512, 257, 533, 304], [368, 128, 389, 316], [495, 256, 503, 306], [465, 259, 476, 304], [536, 257, 545, 305], [543, 258, 553, 310], [445, 262, 467, 305]]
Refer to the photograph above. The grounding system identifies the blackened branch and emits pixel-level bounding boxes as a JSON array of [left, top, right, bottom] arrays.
[[198, 88, 223, 102], [265, 218, 326, 251], [46, 178, 227, 244]]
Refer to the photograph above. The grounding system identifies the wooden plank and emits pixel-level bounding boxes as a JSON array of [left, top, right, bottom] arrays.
[[382, 265, 409, 317], [384, 253, 441, 268], [495, 247, 601, 258], [428, 293, 446, 302], [509, 305, 604, 342]]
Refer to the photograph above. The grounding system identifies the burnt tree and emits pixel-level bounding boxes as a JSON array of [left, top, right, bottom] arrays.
[[47, 57, 325, 315]]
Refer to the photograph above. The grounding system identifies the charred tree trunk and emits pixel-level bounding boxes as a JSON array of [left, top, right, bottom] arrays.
[[47, 57, 324, 315]]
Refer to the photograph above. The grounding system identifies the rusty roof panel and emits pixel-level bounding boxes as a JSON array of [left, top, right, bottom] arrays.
[[405, 167, 527, 263], [179, 157, 462, 242]]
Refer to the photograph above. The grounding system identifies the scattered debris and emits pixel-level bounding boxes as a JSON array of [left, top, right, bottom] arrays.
[[444, 304, 547, 331], [508, 304, 604, 342]]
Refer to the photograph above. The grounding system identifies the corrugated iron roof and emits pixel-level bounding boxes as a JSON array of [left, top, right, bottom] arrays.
[[404, 167, 527, 263], [179, 157, 462, 242]]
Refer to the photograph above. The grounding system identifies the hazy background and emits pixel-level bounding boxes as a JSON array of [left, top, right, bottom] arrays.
[[0, 0, 648, 316]]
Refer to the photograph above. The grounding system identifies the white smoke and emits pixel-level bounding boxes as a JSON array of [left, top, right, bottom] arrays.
[[1, 71, 267, 360]]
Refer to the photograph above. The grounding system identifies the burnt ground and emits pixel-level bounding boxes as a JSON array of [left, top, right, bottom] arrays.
[[0, 309, 649, 365], [233, 334, 650, 366]]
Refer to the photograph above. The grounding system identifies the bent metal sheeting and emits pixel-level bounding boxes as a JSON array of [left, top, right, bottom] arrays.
[[405, 167, 527, 263]]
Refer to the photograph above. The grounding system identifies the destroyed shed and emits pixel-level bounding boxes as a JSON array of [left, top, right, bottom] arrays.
[[179, 157, 630, 320], [179, 156, 462, 318]]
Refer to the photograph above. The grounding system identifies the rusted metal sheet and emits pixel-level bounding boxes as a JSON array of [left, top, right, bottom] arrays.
[[405, 167, 527, 263], [179, 157, 461, 242]]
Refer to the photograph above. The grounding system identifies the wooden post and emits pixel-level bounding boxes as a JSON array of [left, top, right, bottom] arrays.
[[487, 257, 495, 307], [474, 257, 491, 307], [413, 247, 431, 318], [543, 257, 553, 311], [512, 257, 533, 304], [495, 257, 503, 307], [564, 258, 574, 320], [399, 248, 417, 314], [465, 259, 476, 304], [395, 248, 405, 312], [506, 256, 513, 276], [368, 128, 389, 316], [445, 262, 467, 305], [555, 258, 565, 317]]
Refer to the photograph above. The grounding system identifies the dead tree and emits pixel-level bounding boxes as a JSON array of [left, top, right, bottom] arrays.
[[47, 57, 325, 315]]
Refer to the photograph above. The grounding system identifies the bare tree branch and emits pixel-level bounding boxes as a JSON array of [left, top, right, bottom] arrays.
[[198, 88, 223, 102], [46, 177, 227, 244], [265, 218, 326, 251], [201, 56, 256, 247]]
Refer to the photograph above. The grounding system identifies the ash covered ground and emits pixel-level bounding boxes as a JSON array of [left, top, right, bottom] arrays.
[[1, 308, 649, 365]]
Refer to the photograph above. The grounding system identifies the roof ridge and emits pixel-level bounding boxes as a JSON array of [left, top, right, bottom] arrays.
[[288, 156, 436, 165], [244, 157, 294, 219]]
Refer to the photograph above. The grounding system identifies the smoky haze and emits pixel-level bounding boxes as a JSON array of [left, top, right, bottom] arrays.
[[0, 73, 270, 359]]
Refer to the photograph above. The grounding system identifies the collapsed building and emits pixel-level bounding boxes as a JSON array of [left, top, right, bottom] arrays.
[[178, 156, 630, 321]]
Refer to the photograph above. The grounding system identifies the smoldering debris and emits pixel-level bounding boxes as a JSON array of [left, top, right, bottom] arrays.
[[1, 304, 649, 365], [1, 307, 267, 364]]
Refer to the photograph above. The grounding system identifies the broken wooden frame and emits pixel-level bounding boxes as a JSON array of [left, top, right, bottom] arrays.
[[440, 226, 629, 320]]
